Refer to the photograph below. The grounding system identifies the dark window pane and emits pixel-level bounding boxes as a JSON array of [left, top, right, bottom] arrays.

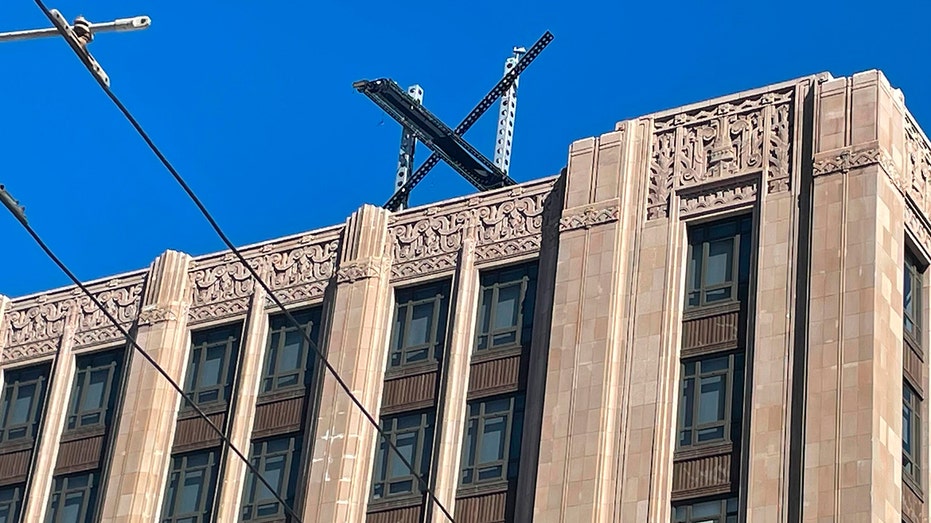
[[705, 239, 734, 286], [460, 395, 524, 487], [388, 283, 450, 370], [370, 411, 434, 501], [475, 264, 537, 353], [10, 386, 34, 424], [186, 324, 242, 408], [698, 376, 725, 424], [162, 450, 219, 522], [704, 287, 732, 303]]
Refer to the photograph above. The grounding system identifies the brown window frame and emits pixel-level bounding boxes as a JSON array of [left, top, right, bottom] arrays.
[[370, 410, 435, 502], [183, 323, 243, 411], [66, 349, 124, 433], [677, 352, 745, 449], [388, 281, 451, 371], [0, 363, 50, 445], [459, 394, 525, 487], [672, 495, 738, 523], [161, 448, 221, 523], [685, 215, 752, 310], [474, 263, 537, 355], [46, 470, 99, 523], [260, 308, 321, 397], [241, 435, 301, 521]]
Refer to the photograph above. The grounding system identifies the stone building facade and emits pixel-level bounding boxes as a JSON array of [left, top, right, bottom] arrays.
[[0, 69, 930, 522]]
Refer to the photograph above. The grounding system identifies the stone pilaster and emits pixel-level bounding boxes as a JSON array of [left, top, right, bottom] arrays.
[[100, 250, 193, 522], [214, 287, 271, 521], [302, 204, 393, 523], [803, 71, 908, 522], [428, 237, 478, 523], [21, 314, 78, 522], [533, 124, 647, 522]]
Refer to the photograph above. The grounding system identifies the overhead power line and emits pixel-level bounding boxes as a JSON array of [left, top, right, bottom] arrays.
[[28, 1, 456, 520], [0, 185, 305, 523]]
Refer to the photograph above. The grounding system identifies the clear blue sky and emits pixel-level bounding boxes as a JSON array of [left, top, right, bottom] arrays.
[[2, 0, 929, 298]]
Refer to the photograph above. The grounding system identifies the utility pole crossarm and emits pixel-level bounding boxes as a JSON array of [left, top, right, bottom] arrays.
[[0, 15, 149, 43], [0, 7, 152, 87]]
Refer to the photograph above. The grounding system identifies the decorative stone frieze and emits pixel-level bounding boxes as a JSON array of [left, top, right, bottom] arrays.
[[3, 272, 146, 362], [188, 227, 343, 321], [389, 178, 555, 280], [678, 176, 758, 218], [648, 88, 795, 220]]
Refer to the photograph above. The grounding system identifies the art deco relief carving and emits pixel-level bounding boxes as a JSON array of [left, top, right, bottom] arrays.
[[3, 274, 145, 362], [648, 89, 794, 220], [389, 179, 555, 280], [190, 229, 343, 320], [336, 258, 385, 284], [559, 202, 620, 231], [679, 179, 758, 218], [812, 146, 887, 177]]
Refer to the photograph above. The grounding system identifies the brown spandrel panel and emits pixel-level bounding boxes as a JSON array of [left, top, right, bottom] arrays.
[[455, 488, 512, 523], [671, 450, 734, 501], [468, 355, 521, 398], [253, 395, 304, 435], [681, 309, 740, 354], [903, 482, 924, 523], [54, 434, 105, 474], [381, 371, 437, 413], [173, 412, 226, 451], [904, 342, 924, 394], [0, 449, 31, 485], [366, 503, 423, 523]]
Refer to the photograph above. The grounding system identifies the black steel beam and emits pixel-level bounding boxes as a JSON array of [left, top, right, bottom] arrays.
[[380, 31, 554, 211]]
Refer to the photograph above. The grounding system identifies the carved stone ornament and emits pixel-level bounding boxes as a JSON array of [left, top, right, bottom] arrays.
[[679, 178, 758, 218], [559, 202, 620, 231], [138, 305, 178, 326], [648, 89, 794, 220], [336, 258, 384, 284], [189, 228, 342, 321], [389, 178, 555, 280], [905, 204, 931, 258], [3, 274, 145, 363], [812, 146, 886, 177]]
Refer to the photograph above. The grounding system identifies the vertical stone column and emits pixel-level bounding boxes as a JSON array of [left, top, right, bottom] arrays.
[[100, 250, 193, 523], [428, 237, 478, 523], [21, 315, 78, 522], [745, 77, 818, 521], [532, 124, 647, 522], [214, 287, 270, 521], [302, 204, 393, 523], [803, 71, 907, 522]]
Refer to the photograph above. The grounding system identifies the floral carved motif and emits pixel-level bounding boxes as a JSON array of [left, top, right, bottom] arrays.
[[905, 204, 931, 258], [559, 203, 620, 231], [647, 89, 794, 220], [190, 229, 342, 320], [389, 179, 555, 279], [3, 274, 145, 362]]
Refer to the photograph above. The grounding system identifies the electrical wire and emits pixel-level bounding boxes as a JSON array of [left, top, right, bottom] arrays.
[[31, 1, 456, 520], [0, 207, 305, 523]]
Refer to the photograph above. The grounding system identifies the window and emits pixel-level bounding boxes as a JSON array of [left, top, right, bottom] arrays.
[[475, 263, 537, 353], [0, 484, 23, 523], [905, 252, 923, 347], [904, 383, 921, 485], [262, 308, 321, 395], [678, 353, 744, 448], [184, 324, 243, 408], [686, 215, 752, 309], [46, 472, 98, 523], [161, 449, 220, 523], [66, 350, 123, 431], [673, 496, 738, 523], [0, 364, 50, 444], [460, 395, 524, 486], [388, 281, 450, 369], [242, 436, 301, 521], [371, 411, 434, 501]]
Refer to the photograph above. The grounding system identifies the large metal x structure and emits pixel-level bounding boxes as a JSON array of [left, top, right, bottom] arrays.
[[354, 31, 553, 211]]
